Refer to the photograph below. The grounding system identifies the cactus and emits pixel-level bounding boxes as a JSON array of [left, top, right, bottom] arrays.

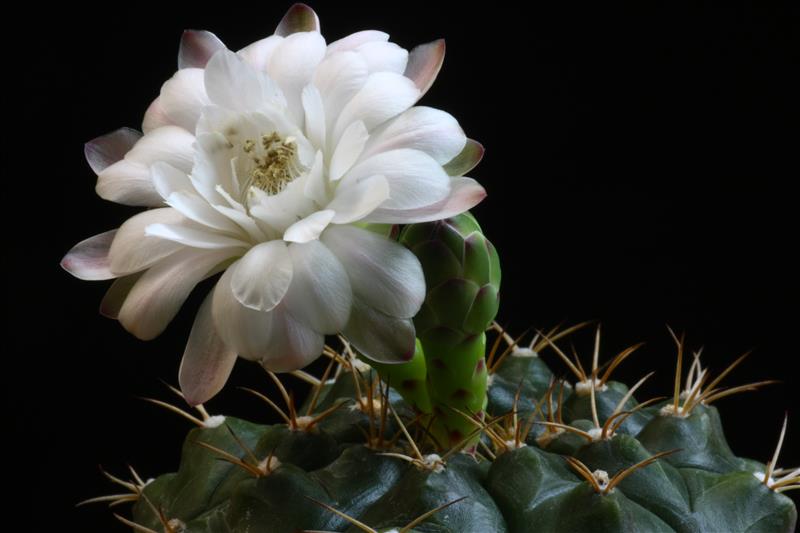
[[85, 214, 797, 533]]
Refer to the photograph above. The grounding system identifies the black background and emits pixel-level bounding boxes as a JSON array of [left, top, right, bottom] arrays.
[[7, 1, 800, 530]]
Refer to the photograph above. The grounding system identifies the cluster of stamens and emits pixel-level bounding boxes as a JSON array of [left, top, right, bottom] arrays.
[[242, 132, 298, 196]]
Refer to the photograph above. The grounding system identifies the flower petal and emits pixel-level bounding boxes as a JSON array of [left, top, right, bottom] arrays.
[[327, 174, 390, 224], [118, 248, 232, 340], [330, 120, 368, 181], [100, 273, 142, 319], [61, 230, 117, 280], [160, 68, 209, 132], [301, 84, 326, 149], [361, 106, 466, 165], [205, 50, 282, 111], [333, 72, 420, 143], [283, 209, 335, 243], [142, 98, 173, 134], [145, 222, 250, 250], [109, 208, 185, 275], [275, 3, 320, 36], [178, 30, 226, 69], [343, 300, 416, 363], [443, 138, 484, 177], [268, 32, 327, 124], [96, 160, 161, 207], [343, 148, 450, 210], [151, 161, 194, 200], [178, 291, 237, 406], [313, 51, 369, 133], [238, 35, 284, 71], [404, 39, 445, 97], [303, 150, 329, 206], [283, 240, 352, 333], [167, 191, 243, 233], [127, 125, 195, 171], [85, 128, 141, 175], [357, 41, 408, 74], [231, 240, 293, 311], [212, 266, 323, 367], [326, 30, 389, 55], [322, 225, 424, 318], [362, 177, 486, 224]]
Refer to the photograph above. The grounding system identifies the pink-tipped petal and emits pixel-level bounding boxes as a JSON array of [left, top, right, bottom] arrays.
[[85, 128, 142, 175], [178, 30, 226, 69], [142, 98, 173, 134], [362, 177, 486, 224], [178, 292, 237, 406], [61, 230, 118, 281], [275, 3, 320, 36], [404, 39, 445, 97], [443, 138, 484, 177]]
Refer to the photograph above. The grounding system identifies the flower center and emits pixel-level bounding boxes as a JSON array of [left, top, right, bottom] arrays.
[[242, 132, 299, 196]]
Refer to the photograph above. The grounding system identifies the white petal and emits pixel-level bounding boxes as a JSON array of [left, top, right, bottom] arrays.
[[443, 138, 484, 177], [283, 240, 352, 333], [191, 131, 235, 203], [179, 30, 226, 69], [363, 176, 486, 224], [275, 3, 320, 36], [118, 248, 232, 340], [343, 148, 450, 210], [205, 50, 281, 111], [126, 125, 195, 172], [333, 72, 420, 143], [96, 160, 162, 207], [301, 84, 326, 149], [109, 208, 185, 275], [322, 225, 424, 318], [268, 32, 327, 124], [151, 161, 194, 200], [178, 291, 237, 406], [160, 68, 209, 132], [327, 174, 390, 224], [212, 204, 268, 242], [85, 128, 141, 174], [231, 240, 293, 311], [142, 98, 173, 134], [313, 51, 369, 132], [404, 39, 445, 97], [283, 210, 335, 243], [166, 191, 242, 233], [145, 222, 250, 250], [361, 106, 466, 165], [303, 150, 329, 206], [100, 273, 142, 319], [357, 41, 408, 74], [61, 230, 117, 280], [326, 30, 389, 54], [238, 35, 284, 71], [330, 120, 368, 181], [343, 300, 416, 363], [259, 308, 325, 372]]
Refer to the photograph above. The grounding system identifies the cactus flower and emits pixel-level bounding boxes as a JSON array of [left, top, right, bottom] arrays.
[[61, 4, 486, 404]]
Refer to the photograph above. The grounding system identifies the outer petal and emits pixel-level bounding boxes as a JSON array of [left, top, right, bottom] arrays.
[[361, 106, 466, 165], [357, 41, 408, 74], [85, 128, 141, 174], [151, 161, 194, 200], [100, 273, 142, 319], [362, 177, 486, 224], [118, 248, 232, 340], [268, 32, 327, 124], [109, 208, 185, 275], [333, 72, 420, 142], [342, 148, 450, 210], [205, 50, 282, 111], [231, 240, 293, 311], [443, 138, 485, 177], [143, 98, 173, 134], [326, 174, 390, 224], [283, 209, 335, 243], [326, 30, 389, 55], [178, 291, 237, 406], [283, 240, 352, 333], [275, 3, 320, 36], [238, 35, 284, 71], [343, 300, 416, 363], [145, 222, 250, 250], [61, 230, 117, 280], [212, 266, 323, 368], [321, 225, 424, 318], [179, 30, 226, 69], [404, 39, 446, 97], [160, 68, 210, 132]]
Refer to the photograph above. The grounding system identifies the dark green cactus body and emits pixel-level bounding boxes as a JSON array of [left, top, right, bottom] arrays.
[[127, 348, 796, 533]]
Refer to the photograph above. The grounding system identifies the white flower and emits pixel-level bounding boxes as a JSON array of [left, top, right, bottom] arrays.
[[62, 4, 485, 404]]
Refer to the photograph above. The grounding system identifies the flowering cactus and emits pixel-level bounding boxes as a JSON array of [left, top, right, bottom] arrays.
[[69, 4, 797, 532]]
